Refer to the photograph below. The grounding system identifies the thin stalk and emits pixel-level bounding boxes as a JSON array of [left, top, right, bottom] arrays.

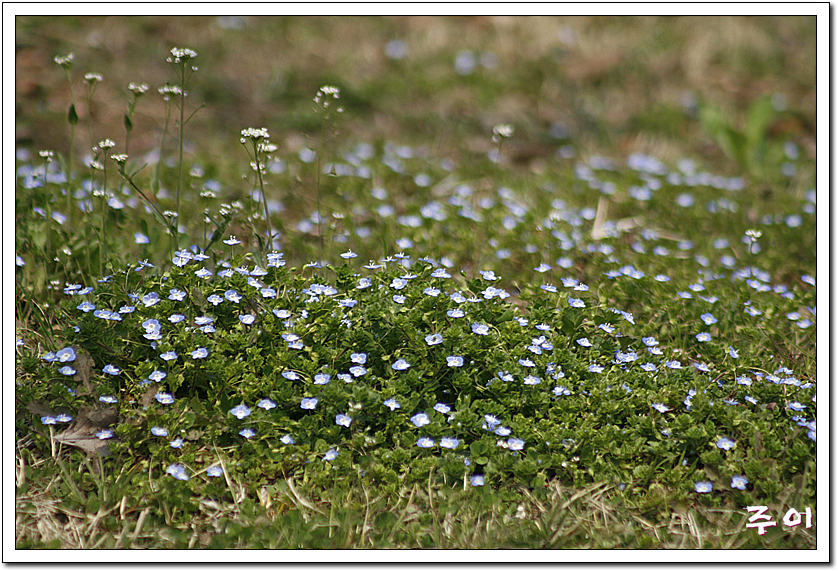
[[316, 114, 326, 260], [256, 158, 273, 251], [175, 87, 185, 250]]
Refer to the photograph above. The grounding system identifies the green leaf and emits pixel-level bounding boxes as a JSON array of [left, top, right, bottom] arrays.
[[123, 114, 133, 133], [67, 103, 78, 126]]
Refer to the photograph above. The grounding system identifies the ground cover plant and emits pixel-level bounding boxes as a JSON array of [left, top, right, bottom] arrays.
[[14, 16, 817, 551]]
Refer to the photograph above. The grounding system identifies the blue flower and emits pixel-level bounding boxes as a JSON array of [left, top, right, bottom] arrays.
[[715, 437, 735, 450], [155, 392, 175, 405], [142, 292, 160, 307], [151, 426, 169, 437], [700, 313, 717, 325], [170, 437, 184, 448], [40, 416, 57, 425], [257, 398, 276, 410], [696, 332, 711, 342], [230, 404, 251, 419], [300, 397, 318, 410], [446, 355, 464, 367], [588, 364, 604, 373], [523, 375, 541, 385], [392, 359, 411, 371], [425, 333, 443, 346], [340, 249, 358, 259], [483, 414, 501, 430], [534, 263, 551, 273], [470, 474, 485, 487], [168, 289, 187, 301], [664, 360, 682, 369], [497, 371, 514, 382], [728, 346, 739, 359], [694, 481, 713, 493], [576, 337, 592, 348], [167, 464, 189, 481], [58, 365, 76, 376], [77, 301, 96, 312], [224, 290, 242, 303], [96, 429, 114, 440], [282, 370, 300, 380], [447, 308, 465, 318], [598, 323, 615, 333], [160, 351, 178, 361], [323, 448, 339, 461], [207, 466, 223, 477], [434, 403, 451, 414], [99, 395, 117, 404], [103, 364, 120, 375], [471, 322, 490, 335], [239, 428, 256, 439], [541, 284, 557, 293], [411, 412, 431, 427], [519, 358, 536, 368], [56, 347, 76, 362], [207, 294, 223, 305], [239, 314, 256, 325], [314, 373, 331, 385], [350, 352, 367, 364], [440, 436, 460, 449], [55, 413, 73, 423], [730, 475, 748, 490], [651, 403, 671, 413], [507, 438, 525, 451], [787, 401, 806, 411], [195, 268, 213, 279], [384, 398, 401, 411], [423, 287, 441, 297], [495, 426, 512, 436], [191, 347, 209, 359], [223, 235, 241, 246], [336, 414, 353, 427], [416, 437, 435, 448], [280, 434, 295, 445], [390, 278, 407, 290], [642, 337, 659, 347], [568, 297, 585, 308]]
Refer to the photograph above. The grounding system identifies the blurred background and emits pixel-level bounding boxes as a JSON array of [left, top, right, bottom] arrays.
[[15, 15, 816, 177]]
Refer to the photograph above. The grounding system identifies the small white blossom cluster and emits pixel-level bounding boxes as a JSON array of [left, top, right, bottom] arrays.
[[53, 53, 74, 68], [168, 47, 198, 63], [158, 85, 184, 101], [492, 123, 514, 142], [314, 85, 343, 115], [128, 82, 149, 95], [241, 127, 270, 142], [84, 72, 103, 84]]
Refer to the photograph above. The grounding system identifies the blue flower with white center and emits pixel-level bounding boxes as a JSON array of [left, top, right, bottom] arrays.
[[167, 464, 189, 481], [324, 449, 339, 461], [103, 364, 120, 376], [58, 365, 76, 376], [195, 268, 212, 279], [155, 392, 175, 405], [338, 373, 353, 383], [340, 249, 357, 259], [568, 297, 585, 308], [446, 355, 464, 368], [160, 351, 177, 361], [351, 353, 367, 364], [588, 364, 604, 373], [96, 429, 114, 440], [497, 371, 514, 382], [651, 403, 671, 413], [392, 359, 410, 371], [169, 314, 186, 323], [508, 438, 525, 451], [55, 413, 73, 423], [440, 437, 460, 449], [425, 333, 443, 346], [280, 434, 295, 445], [576, 337, 592, 348], [168, 289, 187, 301], [207, 294, 223, 306], [723, 399, 739, 406], [416, 437, 435, 448], [647, 346, 663, 356], [694, 481, 713, 493], [470, 474, 485, 487], [692, 362, 710, 373], [119, 305, 136, 314], [728, 347, 739, 359], [195, 316, 214, 326], [383, 398, 401, 411], [787, 401, 806, 411], [338, 298, 357, 308], [99, 395, 118, 403], [207, 466, 223, 477], [41, 416, 57, 425], [716, 437, 735, 450], [170, 437, 184, 448], [390, 278, 407, 290], [411, 412, 431, 427], [598, 323, 615, 333], [447, 308, 465, 318], [225, 290, 242, 303], [541, 284, 557, 293], [495, 426, 512, 436], [523, 376, 541, 385], [392, 294, 405, 304], [77, 301, 96, 312], [142, 292, 160, 307], [314, 373, 331, 385], [434, 403, 451, 414], [642, 337, 659, 347], [423, 287, 441, 297], [664, 360, 682, 369], [191, 347, 209, 359], [471, 323, 489, 335], [700, 313, 717, 326], [151, 426, 169, 437], [695, 332, 711, 342], [483, 414, 501, 430], [553, 386, 571, 397], [256, 398, 276, 410], [730, 475, 748, 490], [519, 358, 536, 368], [223, 236, 241, 246], [534, 263, 551, 273], [56, 347, 76, 362], [348, 365, 366, 377], [336, 414, 352, 427], [238, 314, 256, 325], [230, 404, 251, 419], [745, 395, 758, 405], [239, 428, 256, 439]]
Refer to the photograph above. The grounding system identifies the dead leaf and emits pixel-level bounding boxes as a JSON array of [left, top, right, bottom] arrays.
[[72, 347, 95, 396], [26, 400, 55, 417], [139, 384, 159, 409], [53, 406, 119, 457]]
